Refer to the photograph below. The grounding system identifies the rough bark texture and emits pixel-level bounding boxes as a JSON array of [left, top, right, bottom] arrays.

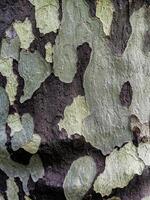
[[0, 0, 149, 200]]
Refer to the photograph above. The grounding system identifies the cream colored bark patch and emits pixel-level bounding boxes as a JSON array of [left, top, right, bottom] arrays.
[[63, 156, 96, 200], [45, 42, 53, 63], [6, 178, 19, 200], [59, 96, 90, 136], [108, 197, 121, 200], [96, 0, 114, 35], [25, 196, 32, 200], [0, 195, 4, 200], [7, 113, 22, 136], [94, 142, 144, 197], [13, 18, 34, 49], [142, 196, 150, 200], [0, 58, 18, 105], [22, 134, 41, 154], [29, 0, 60, 34], [138, 143, 150, 166]]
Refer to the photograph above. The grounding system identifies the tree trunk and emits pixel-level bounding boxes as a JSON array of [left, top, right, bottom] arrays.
[[0, 0, 149, 200]]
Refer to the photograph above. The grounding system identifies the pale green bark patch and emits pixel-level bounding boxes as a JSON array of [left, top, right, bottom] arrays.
[[45, 42, 53, 63], [142, 196, 150, 200], [0, 58, 18, 105], [59, 96, 90, 136], [7, 113, 22, 136], [10, 113, 34, 151], [22, 134, 41, 154], [107, 197, 121, 200], [13, 18, 34, 49], [28, 154, 44, 182], [94, 142, 144, 197], [19, 50, 51, 103], [63, 156, 97, 200], [1, 27, 20, 61], [6, 178, 19, 200], [29, 0, 60, 34], [96, 0, 114, 35], [0, 27, 20, 104], [25, 196, 32, 200], [138, 143, 150, 166], [0, 87, 9, 126], [53, 0, 97, 83]]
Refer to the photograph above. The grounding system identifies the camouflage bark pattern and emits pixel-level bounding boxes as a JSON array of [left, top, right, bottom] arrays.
[[0, 0, 149, 200]]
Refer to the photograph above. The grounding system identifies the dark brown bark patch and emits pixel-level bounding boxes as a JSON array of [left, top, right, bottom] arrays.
[[0, 73, 7, 89], [58, 0, 62, 21], [129, 0, 145, 14], [132, 126, 141, 146], [14, 177, 25, 200], [0, 169, 8, 193], [120, 81, 133, 108], [110, 0, 132, 55], [0, 0, 34, 39], [85, 0, 96, 17], [83, 189, 103, 200], [9, 148, 32, 165]]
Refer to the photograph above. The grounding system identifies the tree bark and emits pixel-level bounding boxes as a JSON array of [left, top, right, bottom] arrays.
[[0, 0, 149, 200]]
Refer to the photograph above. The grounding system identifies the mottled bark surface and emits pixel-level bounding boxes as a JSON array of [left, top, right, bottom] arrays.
[[0, 0, 149, 200]]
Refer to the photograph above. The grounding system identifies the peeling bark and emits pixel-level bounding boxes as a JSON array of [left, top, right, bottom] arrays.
[[0, 0, 149, 200]]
